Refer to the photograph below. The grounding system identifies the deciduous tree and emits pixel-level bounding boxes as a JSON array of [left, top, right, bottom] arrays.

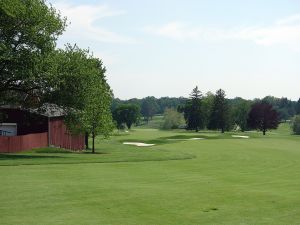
[[64, 50, 113, 153], [247, 102, 279, 135], [0, 0, 66, 107], [162, 108, 185, 130], [113, 104, 140, 129], [231, 98, 251, 132], [141, 97, 159, 122], [291, 115, 300, 135]]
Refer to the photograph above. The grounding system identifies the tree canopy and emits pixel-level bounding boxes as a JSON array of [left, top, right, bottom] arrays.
[[0, 0, 66, 107], [162, 108, 185, 130], [297, 98, 300, 115], [0, 0, 114, 152], [61, 46, 114, 153], [141, 97, 159, 122], [231, 98, 251, 131], [113, 104, 140, 129], [291, 115, 300, 135], [247, 102, 279, 135]]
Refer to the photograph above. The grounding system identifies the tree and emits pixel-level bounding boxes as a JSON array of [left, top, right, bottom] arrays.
[[113, 104, 140, 129], [64, 52, 113, 153], [162, 108, 185, 130], [291, 115, 300, 135], [157, 97, 187, 114], [81, 80, 113, 154], [231, 98, 251, 132], [261, 96, 297, 120], [297, 98, 300, 115], [183, 86, 204, 132], [201, 91, 215, 128], [247, 102, 279, 135], [42, 45, 111, 113], [1, 1, 114, 152], [208, 89, 231, 133], [141, 97, 159, 122], [0, 0, 66, 107]]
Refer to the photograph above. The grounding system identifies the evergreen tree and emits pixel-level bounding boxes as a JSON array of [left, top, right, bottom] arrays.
[[184, 86, 204, 132], [208, 89, 231, 133], [297, 98, 300, 115]]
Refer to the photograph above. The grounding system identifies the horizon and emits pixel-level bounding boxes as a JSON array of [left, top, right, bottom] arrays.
[[114, 93, 299, 102], [52, 0, 300, 101]]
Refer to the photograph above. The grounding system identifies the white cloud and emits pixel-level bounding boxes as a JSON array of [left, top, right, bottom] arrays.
[[276, 14, 300, 25], [144, 22, 200, 41], [52, 1, 135, 44], [145, 14, 300, 51]]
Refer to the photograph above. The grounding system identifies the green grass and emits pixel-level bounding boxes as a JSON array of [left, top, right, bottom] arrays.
[[0, 123, 300, 224]]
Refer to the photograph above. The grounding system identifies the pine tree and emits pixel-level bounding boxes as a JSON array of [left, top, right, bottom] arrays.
[[208, 89, 231, 133], [297, 98, 300, 115], [184, 86, 204, 132]]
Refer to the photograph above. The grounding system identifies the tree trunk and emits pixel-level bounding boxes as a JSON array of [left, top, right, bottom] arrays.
[[263, 129, 266, 135], [92, 131, 95, 153], [85, 132, 89, 149], [221, 127, 225, 133]]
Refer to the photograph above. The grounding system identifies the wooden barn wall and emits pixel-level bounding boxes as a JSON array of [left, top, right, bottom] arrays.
[[0, 109, 48, 135], [0, 133, 48, 153], [50, 118, 84, 150]]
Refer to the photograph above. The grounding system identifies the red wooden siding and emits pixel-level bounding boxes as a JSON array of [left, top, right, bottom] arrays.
[[0, 133, 48, 153], [50, 119, 84, 150]]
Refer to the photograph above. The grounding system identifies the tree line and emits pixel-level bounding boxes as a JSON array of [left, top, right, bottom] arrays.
[[112, 88, 300, 135], [113, 95, 300, 122]]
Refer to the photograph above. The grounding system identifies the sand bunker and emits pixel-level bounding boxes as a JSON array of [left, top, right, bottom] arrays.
[[232, 135, 249, 139], [167, 138, 205, 141], [123, 142, 155, 147]]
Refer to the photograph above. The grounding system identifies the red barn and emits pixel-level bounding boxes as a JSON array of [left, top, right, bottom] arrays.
[[0, 105, 84, 153]]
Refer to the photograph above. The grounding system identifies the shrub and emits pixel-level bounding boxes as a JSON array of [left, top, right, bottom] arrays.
[[162, 108, 185, 130], [291, 115, 300, 135]]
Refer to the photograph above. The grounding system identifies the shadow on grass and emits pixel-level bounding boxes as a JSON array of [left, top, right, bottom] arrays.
[[34, 148, 73, 154], [82, 151, 108, 155], [0, 154, 64, 160], [34, 148, 108, 155]]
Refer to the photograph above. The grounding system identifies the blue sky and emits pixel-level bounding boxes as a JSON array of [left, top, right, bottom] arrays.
[[51, 0, 300, 100]]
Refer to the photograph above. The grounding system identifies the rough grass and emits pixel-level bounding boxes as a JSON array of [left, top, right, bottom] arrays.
[[0, 123, 299, 225]]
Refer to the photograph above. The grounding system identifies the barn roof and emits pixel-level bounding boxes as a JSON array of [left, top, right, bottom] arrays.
[[1, 104, 66, 118], [30, 104, 66, 118]]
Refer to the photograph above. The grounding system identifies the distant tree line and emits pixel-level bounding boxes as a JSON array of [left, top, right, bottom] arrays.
[[112, 90, 299, 135], [112, 95, 299, 122]]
